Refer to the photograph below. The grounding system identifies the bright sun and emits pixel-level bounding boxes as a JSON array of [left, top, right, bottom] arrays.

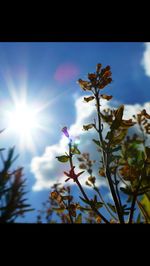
[[8, 103, 38, 134], [4, 90, 51, 153]]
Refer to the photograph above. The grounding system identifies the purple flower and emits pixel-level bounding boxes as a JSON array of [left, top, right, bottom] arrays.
[[62, 126, 70, 138]]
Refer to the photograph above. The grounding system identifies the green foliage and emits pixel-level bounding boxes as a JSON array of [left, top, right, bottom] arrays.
[[56, 155, 70, 163], [92, 139, 101, 147], [71, 145, 81, 155], [107, 203, 117, 213]]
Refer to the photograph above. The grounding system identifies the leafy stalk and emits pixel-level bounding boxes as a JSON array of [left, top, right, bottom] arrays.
[[68, 141, 110, 224]]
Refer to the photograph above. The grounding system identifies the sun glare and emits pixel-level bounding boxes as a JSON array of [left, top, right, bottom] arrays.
[[4, 89, 51, 153], [8, 103, 38, 134]]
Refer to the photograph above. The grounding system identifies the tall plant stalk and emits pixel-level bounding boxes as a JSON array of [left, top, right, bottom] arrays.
[[94, 91, 124, 223]]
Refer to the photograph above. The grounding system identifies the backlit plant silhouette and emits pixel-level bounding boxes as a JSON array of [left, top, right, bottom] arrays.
[[46, 63, 150, 224], [0, 130, 33, 223]]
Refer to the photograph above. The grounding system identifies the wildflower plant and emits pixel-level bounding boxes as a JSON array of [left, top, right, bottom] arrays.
[[50, 63, 150, 223]]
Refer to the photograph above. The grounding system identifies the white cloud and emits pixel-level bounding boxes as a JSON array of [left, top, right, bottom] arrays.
[[30, 95, 150, 191], [141, 42, 150, 76]]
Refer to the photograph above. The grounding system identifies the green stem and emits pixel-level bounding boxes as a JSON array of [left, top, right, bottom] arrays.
[[128, 193, 137, 224], [114, 169, 123, 214], [94, 186, 118, 221], [95, 91, 124, 224], [128, 179, 142, 224], [69, 142, 73, 168]]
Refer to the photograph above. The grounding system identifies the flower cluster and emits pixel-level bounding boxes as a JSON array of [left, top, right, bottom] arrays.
[[78, 63, 112, 91]]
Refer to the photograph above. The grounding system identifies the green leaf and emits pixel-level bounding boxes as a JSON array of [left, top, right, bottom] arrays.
[[79, 196, 89, 204], [94, 195, 98, 203], [112, 129, 128, 145], [71, 146, 81, 155], [95, 202, 103, 209], [92, 139, 101, 147], [137, 186, 150, 196], [80, 195, 102, 209], [106, 131, 112, 140], [131, 139, 143, 145], [94, 186, 99, 193], [75, 213, 82, 223], [109, 154, 120, 163], [3, 146, 16, 171], [78, 206, 91, 211], [8, 146, 15, 161], [111, 146, 121, 152], [120, 187, 133, 195], [56, 155, 70, 163], [123, 211, 130, 215], [22, 208, 35, 212], [107, 203, 117, 213]]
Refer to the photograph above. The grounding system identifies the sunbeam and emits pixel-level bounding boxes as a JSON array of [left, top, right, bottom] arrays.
[[3, 86, 52, 153]]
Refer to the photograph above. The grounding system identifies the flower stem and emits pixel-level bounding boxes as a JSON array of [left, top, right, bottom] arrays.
[[128, 193, 137, 224], [94, 186, 118, 221], [128, 179, 142, 223], [114, 168, 123, 215], [95, 91, 124, 223]]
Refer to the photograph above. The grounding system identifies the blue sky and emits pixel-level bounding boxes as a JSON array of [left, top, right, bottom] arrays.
[[0, 42, 150, 222]]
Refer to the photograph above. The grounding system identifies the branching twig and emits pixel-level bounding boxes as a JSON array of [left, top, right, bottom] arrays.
[[68, 141, 110, 224]]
